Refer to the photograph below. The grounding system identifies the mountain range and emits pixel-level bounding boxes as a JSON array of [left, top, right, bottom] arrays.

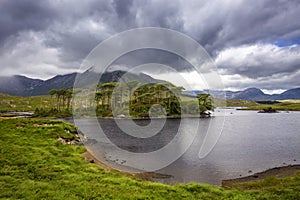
[[183, 87, 300, 101], [0, 70, 162, 96], [0, 71, 299, 101]]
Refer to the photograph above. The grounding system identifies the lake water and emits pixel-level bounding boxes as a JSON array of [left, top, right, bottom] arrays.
[[72, 109, 300, 185]]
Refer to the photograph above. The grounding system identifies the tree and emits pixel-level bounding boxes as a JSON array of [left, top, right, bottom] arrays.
[[57, 89, 66, 110], [65, 89, 73, 110], [49, 89, 57, 99], [198, 93, 214, 117], [95, 82, 118, 116]]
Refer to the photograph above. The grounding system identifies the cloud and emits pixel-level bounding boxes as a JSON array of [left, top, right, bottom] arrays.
[[0, 31, 77, 79], [180, 0, 300, 56], [215, 43, 300, 90], [215, 43, 300, 78], [0, 0, 299, 91], [0, 0, 56, 45], [220, 69, 300, 91]]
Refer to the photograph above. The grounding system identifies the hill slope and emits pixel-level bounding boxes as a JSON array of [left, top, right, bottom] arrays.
[[0, 70, 161, 96]]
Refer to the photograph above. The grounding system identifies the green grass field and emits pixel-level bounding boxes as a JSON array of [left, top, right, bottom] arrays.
[[0, 94, 56, 112], [243, 102, 300, 111], [1, 118, 299, 199]]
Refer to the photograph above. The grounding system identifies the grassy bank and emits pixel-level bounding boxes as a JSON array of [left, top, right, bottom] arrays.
[[243, 101, 300, 111], [1, 118, 300, 199], [0, 94, 56, 112]]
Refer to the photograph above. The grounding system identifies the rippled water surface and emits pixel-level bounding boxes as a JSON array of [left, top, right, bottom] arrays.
[[72, 109, 300, 185]]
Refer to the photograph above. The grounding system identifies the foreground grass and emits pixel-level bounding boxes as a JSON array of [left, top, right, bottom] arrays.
[[1, 118, 300, 199]]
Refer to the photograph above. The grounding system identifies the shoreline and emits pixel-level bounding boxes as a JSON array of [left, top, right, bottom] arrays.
[[82, 150, 173, 181], [222, 164, 300, 188], [82, 148, 300, 186], [72, 115, 210, 120]]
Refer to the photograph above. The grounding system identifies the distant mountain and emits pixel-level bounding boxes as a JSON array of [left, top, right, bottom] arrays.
[[0, 75, 44, 96], [1, 71, 299, 100], [0, 70, 162, 96], [274, 88, 300, 100], [225, 88, 272, 101], [184, 87, 300, 101]]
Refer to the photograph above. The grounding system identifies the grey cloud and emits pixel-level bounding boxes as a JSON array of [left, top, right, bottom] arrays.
[[182, 0, 300, 55], [0, 0, 56, 45], [215, 44, 300, 79], [223, 70, 300, 91], [135, 0, 184, 30], [0, 0, 300, 91], [113, 0, 133, 19], [108, 49, 193, 72]]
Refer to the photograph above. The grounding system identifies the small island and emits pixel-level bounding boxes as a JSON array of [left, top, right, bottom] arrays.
[[32, 81, 215, 119], [258, 107, 278, 113]]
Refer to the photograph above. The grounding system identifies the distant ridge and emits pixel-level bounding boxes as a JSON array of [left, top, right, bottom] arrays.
[[0, 70, 162, 96], [183, 87, 300, 101], [0, 71, 299, 100]]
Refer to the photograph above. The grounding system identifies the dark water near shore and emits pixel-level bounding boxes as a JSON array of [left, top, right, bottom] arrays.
[[72, 109, 300, 185]]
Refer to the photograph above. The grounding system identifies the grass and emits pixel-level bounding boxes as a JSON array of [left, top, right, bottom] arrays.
[[0, 94, 56, 112], [224, 175, 300, 199], [0, 118, 300, 199], [243, 102, 300, 111], [225, 99, 258, 107]]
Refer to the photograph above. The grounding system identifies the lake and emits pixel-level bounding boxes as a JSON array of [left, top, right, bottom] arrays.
[[72, 109, 300, 185]]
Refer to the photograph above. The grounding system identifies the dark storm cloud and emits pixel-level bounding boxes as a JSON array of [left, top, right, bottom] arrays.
[[0, 0, 56, 45], [134, 0, 184, 30], [107, 49, 193, 72], [113, 0, 133, 19], [0, 0, 299, 90], [181, 0, 300, 54]]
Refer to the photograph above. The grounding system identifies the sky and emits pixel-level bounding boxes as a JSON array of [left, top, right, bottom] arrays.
[[0, 0, 300, 93]]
